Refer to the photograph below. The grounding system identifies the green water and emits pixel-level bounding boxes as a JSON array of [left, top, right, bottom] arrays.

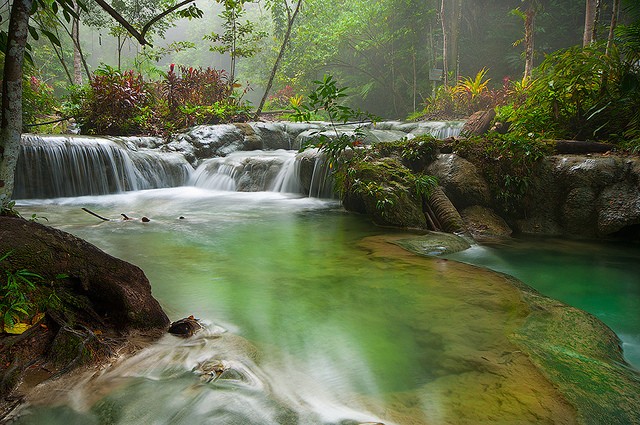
[[11, 188, 638, 424], [446, 238, 640, 370]]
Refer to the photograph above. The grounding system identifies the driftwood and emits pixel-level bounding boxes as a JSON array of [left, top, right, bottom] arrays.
[[82, 208, 150, 222], [82, 207, 110, 221]]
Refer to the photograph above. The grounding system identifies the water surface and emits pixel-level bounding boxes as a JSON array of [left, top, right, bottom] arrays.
[[13, 189, 630, 423], [446, 237, 640, 370]]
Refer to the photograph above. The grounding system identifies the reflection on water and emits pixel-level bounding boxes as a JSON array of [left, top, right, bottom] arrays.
[[13, 188, 634, 423], [446, 238, 640, 370]]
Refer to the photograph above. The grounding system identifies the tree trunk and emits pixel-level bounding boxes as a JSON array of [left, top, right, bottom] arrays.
[[0, 0, 33, 200], [524, 4, 535, 79], [440, 0, 449, 86], [255, 0, 303, 117], [72, 1, 83, 85], [583, 0, 597, 46], [606, 0, 620, 55]]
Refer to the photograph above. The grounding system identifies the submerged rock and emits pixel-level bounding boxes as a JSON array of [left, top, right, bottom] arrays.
[[461, 205, 512, 240], [168, 316, 203, 338], [392, 231, 471, 256]]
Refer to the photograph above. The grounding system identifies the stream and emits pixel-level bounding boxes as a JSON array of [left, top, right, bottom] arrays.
[[11, 187, 640, 424]]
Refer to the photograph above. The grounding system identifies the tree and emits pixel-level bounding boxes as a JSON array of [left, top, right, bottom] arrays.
[[255, 0, 303, 117], [205, 0, 265, 82], [0, 0, 198, 202], [583, 0, 597, 46], [0, 0, 33, 205], [440, 0, 462, 86]]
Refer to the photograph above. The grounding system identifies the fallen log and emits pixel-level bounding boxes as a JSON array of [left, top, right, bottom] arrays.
[[551, 140, 614, 154]]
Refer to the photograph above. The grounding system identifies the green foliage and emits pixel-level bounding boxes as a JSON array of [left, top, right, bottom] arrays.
[[78, 65, 153, 136], [453, 133, 551, 214], [204, 0, 266, 81], [0, 251, 41, 329], [292, 75, 377, 164], [71, 64, 250, 136], [413, 70, 509, 120], [22, 75, 57, 128], [161, 64, 248, 129], [0, 195, 20, 218], [501, 45, 640, 142]]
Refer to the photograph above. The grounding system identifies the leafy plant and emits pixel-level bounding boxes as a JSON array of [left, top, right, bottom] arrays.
[[292, 74, 377, 165], [501, 45, 640, 142], [0, 195, 20, 218], [79, 65, 153, 136], [453, 67, 491, 99], [0, 251, 41, 330]]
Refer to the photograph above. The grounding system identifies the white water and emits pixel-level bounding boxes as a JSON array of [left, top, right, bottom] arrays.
[[15, 121, 465, 200], [15, 135, 193, 198]]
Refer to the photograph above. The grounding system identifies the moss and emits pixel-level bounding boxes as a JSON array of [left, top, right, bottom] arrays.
[[508, 277, 640, 425], [337, 157, 428, 228]]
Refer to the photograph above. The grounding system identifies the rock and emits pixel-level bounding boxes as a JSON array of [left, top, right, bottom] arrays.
[[427, 154, 491, 209], [0, 216, 169, 330], [597, 182, 640, 236], [393, 231, 471, 256], [509, 155, 640, 239], [460, 109, 496, 137], [461, 205, 512, 240], [168, 316, 202, 338]]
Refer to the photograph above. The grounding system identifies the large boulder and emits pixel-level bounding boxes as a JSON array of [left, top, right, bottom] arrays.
[[513, 155, 640, 238], [427, 154, 491, 209], [0, 216, 169, 330], [461, 205, 512, 240]]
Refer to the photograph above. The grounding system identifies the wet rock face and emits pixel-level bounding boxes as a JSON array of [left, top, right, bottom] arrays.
[[516, 155, 640, 238], [429, 153, 640, 240], [427, 154, 491, 209], [461, 205, 512, 240]]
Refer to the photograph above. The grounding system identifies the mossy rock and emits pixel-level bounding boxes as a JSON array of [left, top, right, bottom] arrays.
[[392, 231, 471, 256], [341, 158, 427, 228]]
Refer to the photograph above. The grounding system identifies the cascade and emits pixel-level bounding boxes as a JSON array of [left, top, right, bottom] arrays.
[[14, 121, 465, 199], [14, 135, 193, 199]]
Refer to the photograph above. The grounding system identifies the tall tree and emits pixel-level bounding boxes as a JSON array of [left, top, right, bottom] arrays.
[[255, 0, 303, 116], [583, 0, 597, 46], [205, 0, 265, 82], [1, 0, 198, 202], [0, 0, 33, 203], [440, 0, 462, 86]]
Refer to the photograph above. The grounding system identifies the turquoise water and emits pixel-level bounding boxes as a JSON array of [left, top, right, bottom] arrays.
[[446, 237, 640, 370], [11, 189, 638, 423]]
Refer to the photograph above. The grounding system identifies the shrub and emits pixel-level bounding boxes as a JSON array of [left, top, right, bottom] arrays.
[[501, 45, 640, 143], [80, 65, 153, 136], [412, 69, 509, 120]]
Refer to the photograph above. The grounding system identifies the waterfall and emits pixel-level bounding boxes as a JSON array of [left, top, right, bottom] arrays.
[[14, 121, 465, 199], [270, 156, 303, 194], [191, 150, 297, 193], [14, 135, 193, 199]]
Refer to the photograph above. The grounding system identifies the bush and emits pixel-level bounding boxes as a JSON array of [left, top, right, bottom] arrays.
[[160, 64, 248, 129], [500, 45, 640, 143], [79, 65, 153, 136], [22, 75, 57, 128], [410, 69, 509, 120]]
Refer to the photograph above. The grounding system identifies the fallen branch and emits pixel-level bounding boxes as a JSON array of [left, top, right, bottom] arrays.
[[81, 208, 110, 221]]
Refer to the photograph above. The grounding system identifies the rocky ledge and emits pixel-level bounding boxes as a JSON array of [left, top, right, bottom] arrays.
[[427, 153, 640, 240]]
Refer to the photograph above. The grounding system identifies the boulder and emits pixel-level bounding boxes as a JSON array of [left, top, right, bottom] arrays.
[[427, 154, 491, 209], [461, 205, 512, 240], [0, 216, 169, 330]]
